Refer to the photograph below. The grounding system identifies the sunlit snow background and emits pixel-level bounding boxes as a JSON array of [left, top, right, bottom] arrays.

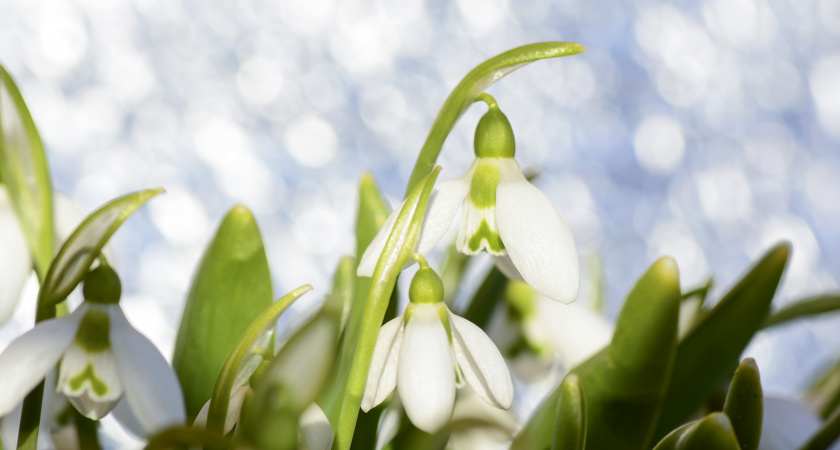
[[1, 0, 840, 445]]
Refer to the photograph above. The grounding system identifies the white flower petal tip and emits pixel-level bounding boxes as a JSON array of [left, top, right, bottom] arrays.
[[495, 159, 580, 304], [0, 311, 85, 417], [362, 316, 403, 412], [450, 312, 514, 410], [300, 403, 334, 450], [109, 307, 186, 435], [397, 304, 455, 433]]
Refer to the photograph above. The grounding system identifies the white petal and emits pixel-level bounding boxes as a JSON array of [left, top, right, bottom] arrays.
[[449, 311, 513, 410], [0, 307, 85, 416], [760, 397, 825, 450], [0, 189, 33, 325], [109, 307, 186, 435], [357, 204, 400, 277], [299, 403, 334, 450], [495, 159, 580, 303], [414, 168, 474, 255], [57, 343, 124, 420], [492, 255, 524, 281], [397, 304, 455, 433], [534, 298, 613, 369], [362, 316, 404, 412]]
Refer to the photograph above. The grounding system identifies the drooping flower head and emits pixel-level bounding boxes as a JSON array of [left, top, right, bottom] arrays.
[[362, 255, 513, 433], [0, 265, 186, 435], [359, 95, 580, 304]]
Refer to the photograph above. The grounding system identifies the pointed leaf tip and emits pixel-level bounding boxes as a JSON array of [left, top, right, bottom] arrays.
[[723, 358, 763, 450]]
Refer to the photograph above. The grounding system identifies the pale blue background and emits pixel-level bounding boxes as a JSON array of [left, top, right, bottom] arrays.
[[1, 0, 839, 442]]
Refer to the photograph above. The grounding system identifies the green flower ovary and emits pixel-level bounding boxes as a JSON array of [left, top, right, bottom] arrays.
[[465, 160, 505, 254], [68, 364, 109, 396], [74, 308, 111, 353]]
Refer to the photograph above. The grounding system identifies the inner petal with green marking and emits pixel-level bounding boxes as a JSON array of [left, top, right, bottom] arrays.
[[457, 158, 506, 255]]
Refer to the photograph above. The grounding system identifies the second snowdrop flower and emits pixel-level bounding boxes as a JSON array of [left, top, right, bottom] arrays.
[[358, 95, 579, 304], [0, 265, 186, 434], [362, 255, 513, 433]]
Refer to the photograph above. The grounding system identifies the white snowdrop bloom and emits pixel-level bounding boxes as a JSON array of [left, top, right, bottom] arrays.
[[0, 266, 185, 435], [362, 257, 513, 433], [358, 99, 579, 304]]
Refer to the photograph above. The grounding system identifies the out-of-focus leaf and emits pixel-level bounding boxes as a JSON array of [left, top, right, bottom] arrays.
[[0, 63, 53, 277], [762, 294, 840, 329], [240, 310, 340, 450], [514, 257, 681, 449], [325, 256, 357, 335], [654, 243, 790, 439], [37, 189, 164, 316], [405, 42, 585, 195], [144, 427, 229, 450], [205, 285, 312, 434], [723, 358, 762, 450], [801, 409, 840, 450], [463, 266, 507, 329], [653, 413, 740, 450], [553, 374, 586, 450], [806, 359, 840, 419], [439, 242, 470, 306], [321, 174, 390, 429], [173, 205, 274, 419]]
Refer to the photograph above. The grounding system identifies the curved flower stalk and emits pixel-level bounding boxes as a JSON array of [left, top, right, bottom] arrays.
[[358, 95, 579, 304], [0, 187, 93, 325], [362, 255, 513, 433], [0, 266, 185, 435]]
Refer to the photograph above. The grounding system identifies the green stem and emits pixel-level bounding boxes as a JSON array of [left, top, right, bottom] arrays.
[[74, 411, 100, 450], [334, 168, 441, 450], [403, 42, 585, 196]]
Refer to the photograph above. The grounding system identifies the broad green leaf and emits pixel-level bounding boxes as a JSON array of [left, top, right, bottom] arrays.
[[723, 358, 763, 450], [762, 294, 840, 329], [514, 257, 681, 449], [653, 413, 740, 450], [0, 63, 53, 277], [174, 205, 274, 419], [320, 174, 390, 428], [324, 256, 357, 335], [405, 42, 585, 196], [654, 243, 790, 439], [206, 284, 312, 433], [334, 167, 441, 450], [801, 409, 840, 450], [553, 374, 587, 450], [37, 188, 164, 316]]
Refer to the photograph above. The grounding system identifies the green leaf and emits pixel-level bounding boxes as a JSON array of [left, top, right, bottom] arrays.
[[324, 256, 357, 335], [0, 63, 53, 277], [206, 284, 312, 433], [320, 174, 391, 429], [762, 294, 840, 329], [173, 205, 274, 419], [723, 358, 763, 450], [37, 188, 164, 316], [514, 257, 681, 449], [806, 358, 840, 419], [334, 167, 441, 450], [654, 243, 790, 439], [553, 374, 587, 450], [462, 266, 507, 328], [404, 42, 585, 196], [653, 413, 740, 450], [144, 427, 229, 450]]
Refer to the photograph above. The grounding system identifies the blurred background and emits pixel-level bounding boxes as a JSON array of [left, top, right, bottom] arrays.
[[1, 0, 839, 426]]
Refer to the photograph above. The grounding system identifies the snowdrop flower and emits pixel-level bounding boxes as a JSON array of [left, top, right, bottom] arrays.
[[362, 255, 513, 433], [0, 186, 98, 325], [358, 95, 579, 304], [0, 265, 185, 434]]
